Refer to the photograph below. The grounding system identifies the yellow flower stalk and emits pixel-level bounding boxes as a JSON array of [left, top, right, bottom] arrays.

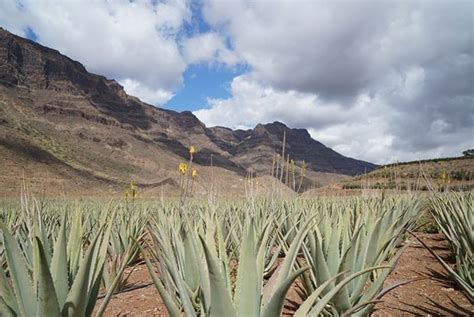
[[189, 145, 197, 161], [124, 180, 138, 202], [130, 180, 138, 199], [191, 169, 197, 178], [179, 162, 188, 174]]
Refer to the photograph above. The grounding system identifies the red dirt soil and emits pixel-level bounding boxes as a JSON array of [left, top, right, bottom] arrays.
[[372, 233, 473, 316], [94, 233, 473, 316]]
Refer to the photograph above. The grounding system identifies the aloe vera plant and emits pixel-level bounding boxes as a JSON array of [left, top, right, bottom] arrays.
[[289, 196, 422, 316], [144, 212, 313, 316], [103, 206, 147, 293], [420, 192, 473, 301], [0, 202, 125, 317]]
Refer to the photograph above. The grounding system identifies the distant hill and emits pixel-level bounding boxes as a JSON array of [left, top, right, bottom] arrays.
[[304, 156, 474, 196], [357, 156, 474, 191], [0, 27, 376, 196]]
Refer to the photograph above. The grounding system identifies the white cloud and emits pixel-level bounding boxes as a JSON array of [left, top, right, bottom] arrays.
[[195, 72, 473, 164], [0, 0, 28, 35], [120, 78, 174, 105], [0, 0, 190, 106], [203, 0, 472, 98], [399, 66, 426, 99], [195, 74, 347, 128], [183, 32, 240, 66], [196, 0, 473, 163]]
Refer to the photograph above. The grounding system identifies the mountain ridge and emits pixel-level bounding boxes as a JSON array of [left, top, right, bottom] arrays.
[[0, 27, 376, 195]]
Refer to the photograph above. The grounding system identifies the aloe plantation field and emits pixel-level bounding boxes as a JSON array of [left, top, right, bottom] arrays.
[[0, 192, 472, 316]]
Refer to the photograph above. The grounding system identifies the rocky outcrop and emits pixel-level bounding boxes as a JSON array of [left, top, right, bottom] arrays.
[[206, 122, 377, 175]]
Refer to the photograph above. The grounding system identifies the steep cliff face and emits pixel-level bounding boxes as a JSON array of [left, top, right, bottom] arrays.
[[0, 27, 376, 195]]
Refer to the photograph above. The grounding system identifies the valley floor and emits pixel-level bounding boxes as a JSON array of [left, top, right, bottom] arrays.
[[94, 233, 473, 316]]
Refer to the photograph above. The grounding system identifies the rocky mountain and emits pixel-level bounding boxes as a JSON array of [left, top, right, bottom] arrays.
[[207, 122, 375, 175], [0, 27, 376, 196]]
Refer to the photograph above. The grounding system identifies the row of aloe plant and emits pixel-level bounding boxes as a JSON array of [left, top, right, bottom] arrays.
[[414, 192, 473, 301], [0, 194, 425, 316]]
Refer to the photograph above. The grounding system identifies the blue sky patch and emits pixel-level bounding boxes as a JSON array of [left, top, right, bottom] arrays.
[[183, 0, 210, 36], [24, 26, 37, 41], [164, 63, 246, 112]]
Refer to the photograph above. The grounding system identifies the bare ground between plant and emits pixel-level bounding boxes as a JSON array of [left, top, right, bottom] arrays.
[[94, 233, 473, 316]]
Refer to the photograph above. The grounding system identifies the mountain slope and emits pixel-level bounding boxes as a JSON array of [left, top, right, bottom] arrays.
[[0, 27, 376, 196]]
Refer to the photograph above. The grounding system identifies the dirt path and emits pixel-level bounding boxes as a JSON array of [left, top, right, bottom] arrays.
[[94, 265, 167, 316], [94, 233, 473, 316], [372, 233, 473, 316]]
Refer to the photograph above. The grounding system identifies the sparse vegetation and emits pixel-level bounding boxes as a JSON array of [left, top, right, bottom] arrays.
[[339, 157, 474, 194]]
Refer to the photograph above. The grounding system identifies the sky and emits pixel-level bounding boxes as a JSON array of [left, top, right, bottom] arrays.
[[0, 0, 472, 164]]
